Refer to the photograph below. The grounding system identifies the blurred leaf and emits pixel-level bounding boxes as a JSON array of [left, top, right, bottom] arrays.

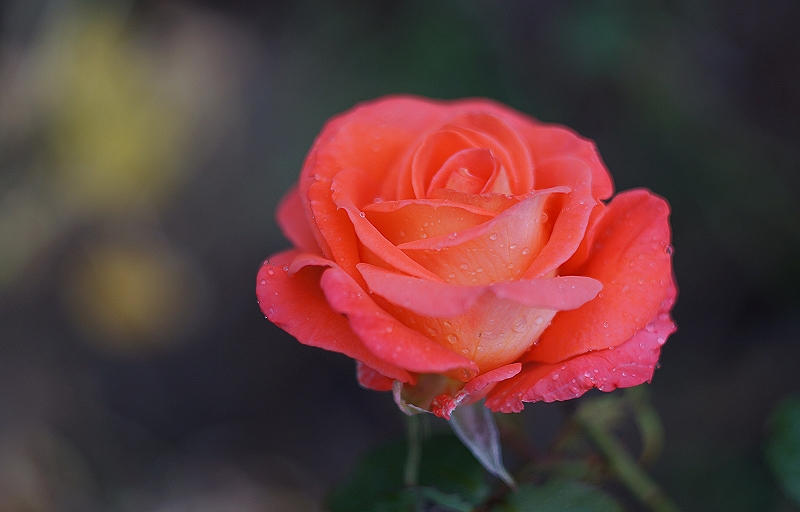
[[327, 433, 490, 512], [493, 480, 622, 512], [765, 397, 800, 506]]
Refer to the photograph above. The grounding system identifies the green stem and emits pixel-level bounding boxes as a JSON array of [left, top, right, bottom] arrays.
[[404, 413, 422, 487], [577, 411, 682, 512]]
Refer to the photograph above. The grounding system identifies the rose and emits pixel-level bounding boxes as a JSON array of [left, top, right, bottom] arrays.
[[257, 95, 676, 418]]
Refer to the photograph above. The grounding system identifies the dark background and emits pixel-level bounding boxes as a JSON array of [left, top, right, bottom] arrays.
[[1, 0, 799, 510]]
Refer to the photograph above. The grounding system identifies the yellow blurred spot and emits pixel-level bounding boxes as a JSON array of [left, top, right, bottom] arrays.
[[61, 241, 206, 357], [39, 9, 192, 213]]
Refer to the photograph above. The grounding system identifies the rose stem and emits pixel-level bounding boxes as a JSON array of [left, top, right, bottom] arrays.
[[404, 413, 422, 487], [576, 408, 682, 512]]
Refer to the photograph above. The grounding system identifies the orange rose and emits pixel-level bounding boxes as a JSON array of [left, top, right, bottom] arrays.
[[257, 95, 676, 418]]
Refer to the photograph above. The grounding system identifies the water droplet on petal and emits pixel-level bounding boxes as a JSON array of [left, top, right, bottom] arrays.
[[266, 268, 275, 276], [359, 211, 366, 218], [488, 233, 498, 241], [552, 373, 559, 380], [260, 279, 267, 285], [513, 317, 527, 332], [447, 334, 458, 344]]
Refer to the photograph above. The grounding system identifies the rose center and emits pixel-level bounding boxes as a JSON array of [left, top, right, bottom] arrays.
[[429, 148, 498, 195]]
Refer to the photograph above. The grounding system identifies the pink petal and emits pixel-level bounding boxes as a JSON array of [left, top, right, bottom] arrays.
[[490, 276, 602, 309], [485, 280, 676, 413], [256, 250, 411, 382], [357, 263, 485, 317], [320, 265, 478, 376], [527, 190, 673, 363]]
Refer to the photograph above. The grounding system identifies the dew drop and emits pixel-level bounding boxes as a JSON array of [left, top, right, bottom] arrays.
[[533, 316, 544, 325], [447, 333, 458, 344], [513, 317, 527, 332], [603, 322, 609, 328], [448, 273, 456, 280], [260, 279, 267, 285], [488, 233, 498, 240], [461, 348, 469, 355], [460, 263, 469, 270], [521, 247, 530, 255], [657, 336, 666, 345], [267, 268, 275, 276], [540, 212, 548, 223], [448, 232, 458, 239], [552, 373, 560, 380], [359, 211, 366, 218]]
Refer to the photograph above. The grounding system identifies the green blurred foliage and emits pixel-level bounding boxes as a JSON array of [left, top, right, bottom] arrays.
[[327, 433, 490, 512], [766, 397, 800, 507]]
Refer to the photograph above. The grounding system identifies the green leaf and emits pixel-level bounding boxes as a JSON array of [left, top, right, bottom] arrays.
[[327, 433, 490, 512], [765, 396, 800, 506], [493, 480, 623, 512]]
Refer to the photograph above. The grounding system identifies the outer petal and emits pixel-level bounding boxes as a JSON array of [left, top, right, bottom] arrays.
[[276, 185, 320, 254], [256, 250, 411, 383], [527, 189, 673, 363], [319, 265, 479, 377], [485, 279, 677, 413]]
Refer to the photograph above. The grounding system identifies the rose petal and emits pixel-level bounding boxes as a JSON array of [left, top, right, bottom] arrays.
[[357, 263, 485, 317], [320, 265, 479, 376], [527, 189, 674, 363], [276, 185, 320, 254], [431, 148, 499, 195], [513, 119, 614, 200], [356, 361, 395, 391], [359, 263, 601, 316], [363, 198, 496, 245], [411, 129, 478, 198], [485, 281, 676, 413], [431, 363, 522, 419], [256, 250, 412, 383], [400, 187, 567, 285], [428, 188, 519, 213], [330, 168, 445, 282], [523, 157, 598, 279], [439, 111, 535, 194], [490, 276, 602, 309]]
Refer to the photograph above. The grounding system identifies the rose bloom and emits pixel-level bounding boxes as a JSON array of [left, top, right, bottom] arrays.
[[257, 95, 676, 418]]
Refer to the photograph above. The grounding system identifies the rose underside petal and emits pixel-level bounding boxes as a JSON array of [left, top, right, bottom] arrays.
[[485, 280, 676, 413], [256, 250, 411, 383], [399, 188, 566, 285], [527, 189, 673, 363], [319, 265, 478, 377], [363, 199, 496, 245]]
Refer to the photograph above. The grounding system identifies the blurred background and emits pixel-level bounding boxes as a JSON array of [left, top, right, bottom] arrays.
[[1, 0, 799, 510]]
